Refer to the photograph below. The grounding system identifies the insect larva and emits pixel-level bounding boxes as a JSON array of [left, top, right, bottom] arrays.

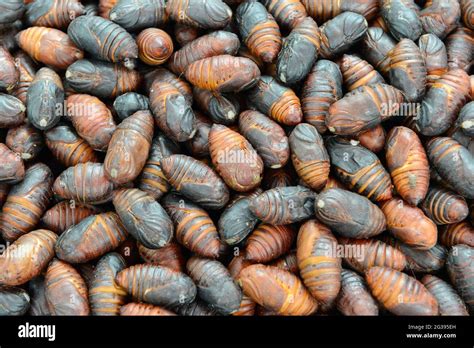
[[326, 137, 393, 202], [317, 12, 368, 59], [16, 26, 83, 70], [0, 0, 25, 25], [385, 126, 429, 206], [429, 166, 457, 192], [380, 0, 422, 41], [381, 198, 437, 250], [297, 220, 341, 307], [421, 274, 469, 316], [421, 186, 469, 225], [418, 33, 448, 87], [44, 123, 99, 167], [0, 45, 18, 92], [247, 76, 303, 126], [41, 201, 98, 235], [67, 94, 116, 152], [185, 55, 261, 93], [89, 253, 127, 316], [388, 38, 426, 102], [0, 143, 24, 184], [382, 236, 447, 273], [193, 88, 239, 126], [360, 27, 396, 76], [427, 137, 474, 199], [419, 0, 460, 39], [0, 286, 30, 316], [289, 123, 330, 191], [235, 1, 282, 63], [26, 68, 64, 130], [113, 92, 149, 121], [169, 30, 240, 76], [120, 302, 176, 316], [137, 241, 185, 273], [0, 229, 57, 286], [138, 133, 181, 200], [366, 266, 439, 315], [113, 188, 173, 249], [66, 59, 141, 99], [336, 269, 379, 316], [218, 189, 262, 246], [143, 66, 192, 104], [461, 0, 474, 29], [419, 69, 471, 135], [338, 237, 406, 272], [187, 256, 242, 315], [456, 101, 474, 138], [45, 258, 89, 315], [149, 80, 196, 142], [55, 212, 128, 263], [245, 223, 294, 263], [276, 16, 320, 84], [68, 15, 138, 67], [167, 0, 232, 29], [446, 27, 474, 72], [0, 93, 25, 128], [439, 222, 474, 248], [137, 28, 173, 66], [28, 276, 50, 316], [115, 264, 197, 307], [162, 192, 224, 258], [338, 54, 385, 92], [6, 124, 44, 161], [249, 186, 316, 225], [0, 163, 53, 242], [53, 163, 117, 204], [209, 124, 264, 192], [405, 245, 448, 273], [260, 0, 307, 29], [25, 0, 84, 29], [301, 0, 379, 23], [446, 245, 474, 312], [109, 0, 167, 31], [314, 188, 386, 239], [326, 84, 404, 136], [104, 110, 153, 184], [357, 125, 386, 154], [301, 59, 343, 134], [174, 23, 200, 47], [239, 264, 318, 316], [161, 154, 229, 210], [239, 110, 290, 169]]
